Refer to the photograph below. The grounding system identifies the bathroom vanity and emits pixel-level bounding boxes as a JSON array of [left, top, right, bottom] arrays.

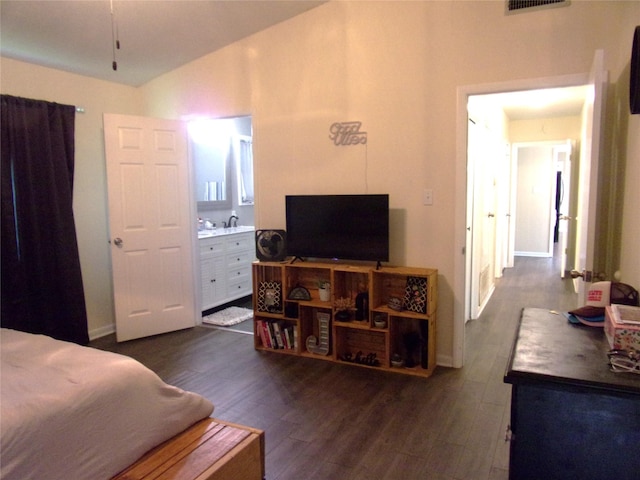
[[199, 227, 255, 311]]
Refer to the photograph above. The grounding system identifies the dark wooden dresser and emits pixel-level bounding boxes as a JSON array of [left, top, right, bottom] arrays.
[[504, 308, 640, 480]]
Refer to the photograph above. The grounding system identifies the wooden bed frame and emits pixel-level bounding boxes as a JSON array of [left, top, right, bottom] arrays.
[[112, 418, 265, 480]]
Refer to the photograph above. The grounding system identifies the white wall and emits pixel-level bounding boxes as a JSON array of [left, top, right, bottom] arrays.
[[138, 1, 640, 364], [2, 1, 639, 360], [510, 116, 582, 142]]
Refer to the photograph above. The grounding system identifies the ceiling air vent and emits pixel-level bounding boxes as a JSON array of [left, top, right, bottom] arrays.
[[506, 0, 569, 14]]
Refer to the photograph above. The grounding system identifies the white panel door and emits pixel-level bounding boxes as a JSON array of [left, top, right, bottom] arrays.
[[574, 50, 607, 300], [555, 142, 573, 278], [104, 114, 196, 342], [514, 145, 555, 257], [467, 118, 497, 320]]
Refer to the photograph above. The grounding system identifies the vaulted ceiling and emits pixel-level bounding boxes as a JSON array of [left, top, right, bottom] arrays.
[[1, 0, 586, 118], [1, 0, 326, 87]]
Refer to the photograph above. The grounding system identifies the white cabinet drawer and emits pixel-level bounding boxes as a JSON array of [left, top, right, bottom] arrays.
[[227, 264, 251, 280], [226, 251, 253, 269], [225, 233, 254, 254], [200, 238, 225, 256], [227, 277, 252, 297]]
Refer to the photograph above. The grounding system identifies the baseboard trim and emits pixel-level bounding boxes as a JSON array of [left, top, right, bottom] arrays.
[[89, 324, 115, 341], [514, 251, 552, 258], [437, 353, 454, 368]]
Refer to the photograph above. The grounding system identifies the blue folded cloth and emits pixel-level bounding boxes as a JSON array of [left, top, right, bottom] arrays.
[[564, 311, 605, 327]]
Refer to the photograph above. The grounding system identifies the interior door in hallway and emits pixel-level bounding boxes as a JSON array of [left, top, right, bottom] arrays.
[[574, 50, 606, 301], [467, 118, 498, 320], [513, 143, 556, 258], [104, 114, 197, 342], [554, 142, 574, 278]]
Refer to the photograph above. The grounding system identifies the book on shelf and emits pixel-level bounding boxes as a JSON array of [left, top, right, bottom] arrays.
[[264, 321, 276, 349], [277, 322, 296, 350], [255, 320, 263, 346], [257, 319, 296, 350], [284, 327, 292, 350], [273, 322, 285, 349], [256, 320, 271, 348], [266, 322, 276, 348]]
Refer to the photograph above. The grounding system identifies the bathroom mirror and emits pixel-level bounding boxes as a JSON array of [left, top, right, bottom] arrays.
[[236, 133, 254, 206], [189, 116, 253, 209]]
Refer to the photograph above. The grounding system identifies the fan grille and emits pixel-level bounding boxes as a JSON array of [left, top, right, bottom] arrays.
[[255, 229, 287, 261]]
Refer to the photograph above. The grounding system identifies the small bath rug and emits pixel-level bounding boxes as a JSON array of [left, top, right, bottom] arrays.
[[203, 306, 253, 326]]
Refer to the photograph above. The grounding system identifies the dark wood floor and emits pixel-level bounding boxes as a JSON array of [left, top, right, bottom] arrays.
[[91, 254, 577, 480]]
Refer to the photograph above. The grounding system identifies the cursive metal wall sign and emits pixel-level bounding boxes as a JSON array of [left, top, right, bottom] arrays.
[[329, 121, 367, 146]]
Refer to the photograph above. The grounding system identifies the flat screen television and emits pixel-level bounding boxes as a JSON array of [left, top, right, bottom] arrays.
[[285, 194, 389, 262]]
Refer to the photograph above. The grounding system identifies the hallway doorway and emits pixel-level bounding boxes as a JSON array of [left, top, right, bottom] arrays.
[[454, 52, 607, 368], [465, 87, 586, 324]]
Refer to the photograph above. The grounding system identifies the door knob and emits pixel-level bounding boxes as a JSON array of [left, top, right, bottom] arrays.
[[487, 213, 495, 218], [570, 270, 606, 282], [113, 237, 123, 248], [570, 269, 591, 281]]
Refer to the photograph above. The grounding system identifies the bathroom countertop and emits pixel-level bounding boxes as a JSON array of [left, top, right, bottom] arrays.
[[197, 226, 255, 239]]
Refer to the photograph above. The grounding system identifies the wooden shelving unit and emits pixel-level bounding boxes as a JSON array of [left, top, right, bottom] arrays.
[[252, 261, 437, 378]]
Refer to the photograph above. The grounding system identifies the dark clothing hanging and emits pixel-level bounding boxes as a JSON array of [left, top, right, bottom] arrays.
[[1, 94, 89, 344]]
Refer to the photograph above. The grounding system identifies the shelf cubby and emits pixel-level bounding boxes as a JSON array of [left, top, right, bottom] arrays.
[[299, 306, 332, 358], [254, 318, 298, 353]]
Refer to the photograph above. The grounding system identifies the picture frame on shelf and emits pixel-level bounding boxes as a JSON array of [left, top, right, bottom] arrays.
[[257, 281, 282, 313], [404, 276, 427, 314]]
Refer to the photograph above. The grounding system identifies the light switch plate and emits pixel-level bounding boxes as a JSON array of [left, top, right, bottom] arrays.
[[423, 189, 433, 206]]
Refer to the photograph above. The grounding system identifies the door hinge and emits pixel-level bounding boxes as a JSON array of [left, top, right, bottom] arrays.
[[505, 425, 514, 443]]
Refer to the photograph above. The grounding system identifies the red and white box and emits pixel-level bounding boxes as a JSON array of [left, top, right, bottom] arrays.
[[604, 304, 640, 352]]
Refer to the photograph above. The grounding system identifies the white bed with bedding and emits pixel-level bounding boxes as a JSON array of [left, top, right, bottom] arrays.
[[0, 328, 214, 480]]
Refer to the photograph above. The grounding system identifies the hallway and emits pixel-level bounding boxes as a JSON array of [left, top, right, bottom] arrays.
[[464, 252, 579, 398]]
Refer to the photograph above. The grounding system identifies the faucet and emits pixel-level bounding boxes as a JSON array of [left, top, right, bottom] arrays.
[[223, 215, 238, 228]]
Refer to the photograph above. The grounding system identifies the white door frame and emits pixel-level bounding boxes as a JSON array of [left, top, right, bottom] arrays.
[[454, 72, 588, 368], [497, 140, 512, 275]]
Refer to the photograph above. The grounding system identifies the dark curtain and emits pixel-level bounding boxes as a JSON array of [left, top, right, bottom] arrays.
[[1, 95, 89, 344]]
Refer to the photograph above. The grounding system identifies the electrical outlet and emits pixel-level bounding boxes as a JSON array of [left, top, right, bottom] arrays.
[[423, 189, 433, 206]]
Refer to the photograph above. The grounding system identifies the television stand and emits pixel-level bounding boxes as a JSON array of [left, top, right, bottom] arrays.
[[252, 260, 438, 378]]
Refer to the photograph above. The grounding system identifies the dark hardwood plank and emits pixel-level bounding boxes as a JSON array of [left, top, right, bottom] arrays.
[[91, 253, 577, 480]]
